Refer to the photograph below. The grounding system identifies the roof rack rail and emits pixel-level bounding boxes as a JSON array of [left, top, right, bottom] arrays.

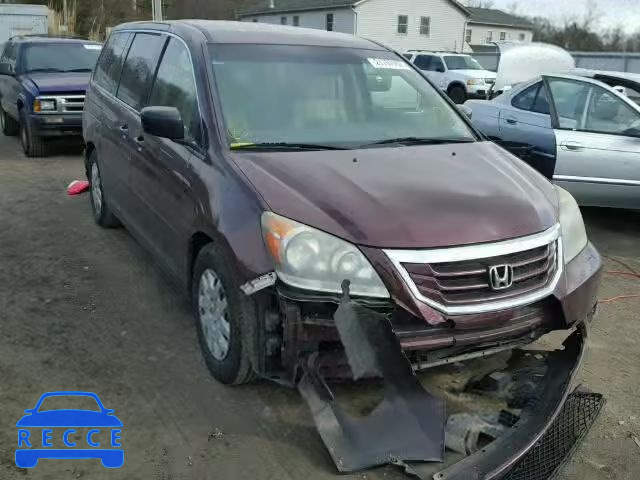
[[405, 49, 463, 54], [9, 33, 88, 40]]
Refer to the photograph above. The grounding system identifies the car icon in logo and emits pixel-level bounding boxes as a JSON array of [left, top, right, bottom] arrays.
[[15, 391, 123, 469]]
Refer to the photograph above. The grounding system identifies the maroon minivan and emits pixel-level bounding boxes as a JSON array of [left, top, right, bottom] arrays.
[[83, 20, 602, 478]]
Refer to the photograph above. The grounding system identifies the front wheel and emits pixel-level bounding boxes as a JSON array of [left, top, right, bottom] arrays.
[[448, 85, 467, 104], [192, 243, 256, 385], [19, 111, 47, 157], [1, 106, 18, 136]]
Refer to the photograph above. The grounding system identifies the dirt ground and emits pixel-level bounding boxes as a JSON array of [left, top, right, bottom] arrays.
[[0, 133, 638, 480]]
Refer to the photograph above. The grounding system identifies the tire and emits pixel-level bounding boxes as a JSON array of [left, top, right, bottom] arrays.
[[448, 85, 467, 104], [0, 105, 18, 136], [88, 150, 120, 228], [192, 243, 257, 385], [19, 110, 47, 157]]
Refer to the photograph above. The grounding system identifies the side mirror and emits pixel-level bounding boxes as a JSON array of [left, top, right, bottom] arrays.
[[0, 63, 14, 76], [141, 106, 184, 140], [613, 85, 627, 97], [458, 104, 473, 119]]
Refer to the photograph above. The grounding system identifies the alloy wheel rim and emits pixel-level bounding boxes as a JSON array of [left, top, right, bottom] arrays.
[[198, 269, 231, 361], [91, 162, 103, 215]]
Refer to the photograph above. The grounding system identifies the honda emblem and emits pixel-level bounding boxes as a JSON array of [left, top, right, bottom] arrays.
[[488, 264, 514, 290]]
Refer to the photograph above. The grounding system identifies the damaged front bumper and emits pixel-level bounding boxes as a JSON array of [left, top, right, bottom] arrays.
[[297, 284, 598, 479]]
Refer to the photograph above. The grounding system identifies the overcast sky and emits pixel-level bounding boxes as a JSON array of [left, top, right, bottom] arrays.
[[490, 0, 640, 33]]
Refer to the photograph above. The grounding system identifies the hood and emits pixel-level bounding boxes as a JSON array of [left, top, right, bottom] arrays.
[[24, 71, 90, 94], [453, 69, 496, 79], [231, 142, 558, 249], [494, 43, 574, 90]]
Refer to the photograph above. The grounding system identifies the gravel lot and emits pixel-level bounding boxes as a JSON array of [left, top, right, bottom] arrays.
[[0, 134, 638, 480]]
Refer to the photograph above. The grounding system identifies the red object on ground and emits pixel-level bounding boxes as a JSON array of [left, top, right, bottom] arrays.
[[67, 180, 90, 196]]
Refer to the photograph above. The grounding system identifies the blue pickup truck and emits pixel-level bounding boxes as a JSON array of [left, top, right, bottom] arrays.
[[0, 36, 102, 156]]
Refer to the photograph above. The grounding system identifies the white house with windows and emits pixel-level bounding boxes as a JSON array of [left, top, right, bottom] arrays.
[[465, 7, 534, 47], [237, 0, 471, 52]]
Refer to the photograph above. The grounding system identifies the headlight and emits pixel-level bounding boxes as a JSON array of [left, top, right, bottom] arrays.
[[261, 212, 389, 298], [556, 187, 588, 263], [34, 98, 56, 112], [466, 78, 482, 86]]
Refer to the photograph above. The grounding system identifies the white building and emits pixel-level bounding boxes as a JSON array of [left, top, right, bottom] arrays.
[[237, 0, 472, 52], [465, 7, 534, 47]]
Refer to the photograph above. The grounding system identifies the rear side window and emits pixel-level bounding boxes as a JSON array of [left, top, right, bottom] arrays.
[[93, 32, 131, 94], [149, 38, 201, 144], [511, 83, 539, 110], [413, 55, 432, 70], [116, 33, 166, 110]]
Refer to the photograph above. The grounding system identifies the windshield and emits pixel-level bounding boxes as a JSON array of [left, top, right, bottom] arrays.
[[210, 44, 476, 148], [22, 43, 102, 73], [444, 55, 484, 71]]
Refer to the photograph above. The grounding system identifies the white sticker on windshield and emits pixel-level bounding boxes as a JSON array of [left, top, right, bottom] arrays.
[[367, 58, 410, 70], [83, 44, 102, 50]]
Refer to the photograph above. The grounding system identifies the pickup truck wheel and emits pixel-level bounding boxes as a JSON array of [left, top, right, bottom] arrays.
[[448, 85, 467, 104], [192, 243, 256, 385], [19, 111, 47, 157], [0, 106, 18, 136], [88, 151, 120, 228]]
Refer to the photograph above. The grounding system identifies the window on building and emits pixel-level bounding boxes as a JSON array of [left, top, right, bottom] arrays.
[[420, 16, 431, 36], [280, 16, 287, 25], [486, 31, 493, 43], [293, 15, 300, 26], [326, 13, 334, 31], [500, 31, 506, 41], [397, 15, 408, 35], [465, 29, 472, 43], [519, 33, 526, 41]]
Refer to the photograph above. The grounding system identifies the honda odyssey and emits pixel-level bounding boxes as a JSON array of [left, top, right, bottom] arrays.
[[83, 20, 602, 478]]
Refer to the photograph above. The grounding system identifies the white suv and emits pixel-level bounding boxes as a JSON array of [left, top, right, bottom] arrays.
[[404, 51, 496, 104]]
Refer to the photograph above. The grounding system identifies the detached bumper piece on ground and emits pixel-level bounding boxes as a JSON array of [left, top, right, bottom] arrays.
[[298, 282, 603, 479]]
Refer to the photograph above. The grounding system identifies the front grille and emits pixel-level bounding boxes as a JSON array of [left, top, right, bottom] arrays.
[[403, 241, 558, 308], [505, 391, 605, 480], [61, 95, 85, 112]]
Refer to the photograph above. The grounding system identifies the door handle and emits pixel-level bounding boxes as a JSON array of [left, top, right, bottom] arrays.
[[561, 141, 584, 151], [134, 136, 144, 152], [119, 124, 129, 139], [505, 117, 518, 125]]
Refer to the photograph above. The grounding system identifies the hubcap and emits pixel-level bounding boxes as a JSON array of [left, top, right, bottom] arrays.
[[198, 269, 231, 361], [91, 162, 103, 215]]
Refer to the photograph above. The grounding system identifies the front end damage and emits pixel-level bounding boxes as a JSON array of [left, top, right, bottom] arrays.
[[248, 240, 602, 479]]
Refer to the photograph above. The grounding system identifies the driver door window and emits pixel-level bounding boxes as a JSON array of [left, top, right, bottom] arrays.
[[149, 38, 201, 144], [584, 88, 640, 136], [547, 79, 591, 130]]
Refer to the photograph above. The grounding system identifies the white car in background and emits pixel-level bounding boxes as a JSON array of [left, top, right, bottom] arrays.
[[404, 51, 496, 104]]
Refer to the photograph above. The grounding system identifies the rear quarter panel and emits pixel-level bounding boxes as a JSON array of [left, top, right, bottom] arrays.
[[465, 99, 502, 138]]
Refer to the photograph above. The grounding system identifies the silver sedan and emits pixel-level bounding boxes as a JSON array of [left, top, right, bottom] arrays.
[[467, 72, 640, 210]]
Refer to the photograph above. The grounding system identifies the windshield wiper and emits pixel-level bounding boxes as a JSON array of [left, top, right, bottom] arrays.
[[230, 142, 349, 151], [65, 68, 92, 72], [361, 137, 475, 147]]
